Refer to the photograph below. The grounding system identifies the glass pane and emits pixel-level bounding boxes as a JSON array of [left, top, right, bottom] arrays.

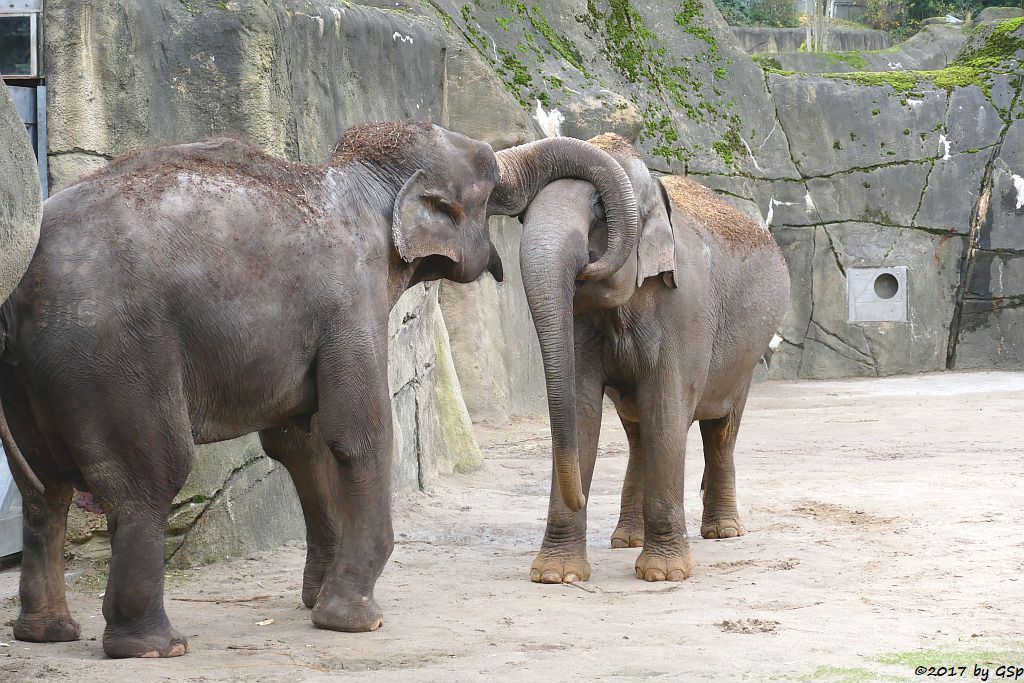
[[0, 16, 33, 77]]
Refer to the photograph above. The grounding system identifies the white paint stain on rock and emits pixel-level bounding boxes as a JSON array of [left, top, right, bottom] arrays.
[[534, 101, 564, 138], [393, 31, 414, 44], [1011, 172, 1024, 211], [741, 137, 764, 172], [939, 134, 951, 161], [764, 198, 796, 226]]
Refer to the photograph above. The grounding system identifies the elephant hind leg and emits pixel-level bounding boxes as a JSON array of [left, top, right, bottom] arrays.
[[1, 385, 80, 644], [12, 478, 80, 643], [610, 415, 645, 549], [70, 396, 194, 658], [698, 380, 751, 540], [260, 424, 343, 608]]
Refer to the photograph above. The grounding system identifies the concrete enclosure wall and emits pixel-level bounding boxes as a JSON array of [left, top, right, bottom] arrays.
[[730, 26, 890, 53]]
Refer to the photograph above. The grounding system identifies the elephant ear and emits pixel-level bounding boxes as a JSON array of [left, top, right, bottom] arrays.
[[392, 170, 460, 263], [636, 178, 677, 288]]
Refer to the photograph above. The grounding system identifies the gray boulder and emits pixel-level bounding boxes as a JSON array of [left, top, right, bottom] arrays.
[[0, 86, 41, 302]]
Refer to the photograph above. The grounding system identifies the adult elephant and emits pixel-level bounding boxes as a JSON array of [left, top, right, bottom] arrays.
[[0, 122, 638, 658], [0, 85, 42, 302], [520, 133, 789, 584]]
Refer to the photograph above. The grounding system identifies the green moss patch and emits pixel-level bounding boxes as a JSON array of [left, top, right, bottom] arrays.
[[822, 17, 1024, 106]]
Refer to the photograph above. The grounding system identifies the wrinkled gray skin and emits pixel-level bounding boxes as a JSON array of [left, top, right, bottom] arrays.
[[520, 139, 790, 584], [0, 122, 638, 658]]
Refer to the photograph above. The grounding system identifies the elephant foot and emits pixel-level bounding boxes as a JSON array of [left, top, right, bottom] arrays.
[[530, 547, 591, 584], [610, 519, 645, 549], [301, 551, 334, 608], [13, 612, 82, 643], [701, 515, 746, 540], [635, 545, 695, 582], [102, 626, 189, 659], [311, 591, 383, 632]]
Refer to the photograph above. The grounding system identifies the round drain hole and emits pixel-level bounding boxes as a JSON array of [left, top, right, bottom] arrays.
[[874, 273, 899, 299]]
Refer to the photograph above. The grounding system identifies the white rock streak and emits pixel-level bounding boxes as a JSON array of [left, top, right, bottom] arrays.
[[392, 32, 414, 44], [534, 101, 564, 138], [764, 198, 796, 226], [1011, 172, 1024, 211], [939, 134, 951, 161]]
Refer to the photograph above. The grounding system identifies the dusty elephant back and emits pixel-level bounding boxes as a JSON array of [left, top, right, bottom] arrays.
[[659, 175, 775, 251]]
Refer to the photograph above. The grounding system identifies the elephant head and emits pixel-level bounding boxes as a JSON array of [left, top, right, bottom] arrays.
[[518, 133, 676, 511], [330, 123, 638, 300]]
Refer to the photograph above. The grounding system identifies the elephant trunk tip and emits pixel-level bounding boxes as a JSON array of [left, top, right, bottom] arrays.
[[557, 460, 586, 512]]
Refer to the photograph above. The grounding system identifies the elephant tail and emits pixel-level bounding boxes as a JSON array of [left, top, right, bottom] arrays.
[[0, 303, 44, 494]]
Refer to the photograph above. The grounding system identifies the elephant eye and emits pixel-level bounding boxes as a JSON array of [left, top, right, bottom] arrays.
[[425, 195, 464, 224]]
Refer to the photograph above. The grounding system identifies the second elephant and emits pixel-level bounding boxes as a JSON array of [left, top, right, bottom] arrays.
[[520, 133, 790, 583]]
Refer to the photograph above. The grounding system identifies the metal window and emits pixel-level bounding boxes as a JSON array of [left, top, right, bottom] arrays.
[[0, 13, 38, 78]]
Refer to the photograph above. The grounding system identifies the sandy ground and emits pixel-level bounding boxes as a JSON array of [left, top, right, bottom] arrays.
[[1, 371, 1023, 681]]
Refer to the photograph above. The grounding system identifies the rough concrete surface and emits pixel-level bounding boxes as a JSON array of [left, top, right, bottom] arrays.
[[731, 26, 889, 53], [766, 24, 965, 73], [0, 84, 41, 302], [2, 372, 1022, 680]]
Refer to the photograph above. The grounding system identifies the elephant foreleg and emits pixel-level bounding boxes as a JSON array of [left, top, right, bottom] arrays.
[[610, 416, 645, 549], [308, 334, 394, 633], [260, 425, 343, 608], [530, 363, 604, 584], [634, 378, 696, 582], [698, 379, 751, 540]]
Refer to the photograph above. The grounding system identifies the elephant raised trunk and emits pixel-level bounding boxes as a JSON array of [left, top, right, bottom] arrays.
[[490, 137, 638, 281], [492, 139, 638, 513]]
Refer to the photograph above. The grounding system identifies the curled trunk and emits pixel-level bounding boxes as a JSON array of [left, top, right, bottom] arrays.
[[490, 137, 637, 282]]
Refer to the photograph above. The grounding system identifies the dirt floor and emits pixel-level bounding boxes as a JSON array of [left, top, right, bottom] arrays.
[[1, 371, 1023, 681]]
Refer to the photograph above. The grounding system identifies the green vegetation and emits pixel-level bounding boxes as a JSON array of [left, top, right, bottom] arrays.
[[820, 51, 870, 69], [876, 644, 1024, 668], [675, 0, 719, 53], [713, 0, 799, 27], [459, 1, 590, 106], [752, 54, 783, 70], [822, 17, 1024, 108], [575, 0, 735, 162]]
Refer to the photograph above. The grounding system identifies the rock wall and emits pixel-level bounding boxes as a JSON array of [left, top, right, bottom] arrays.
[[429, 2, 1024, 379], [730, 26, 889, 54], [0, 85, 41, 303], [46, 0, 485, 565], [762, 24, 965, 73]]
